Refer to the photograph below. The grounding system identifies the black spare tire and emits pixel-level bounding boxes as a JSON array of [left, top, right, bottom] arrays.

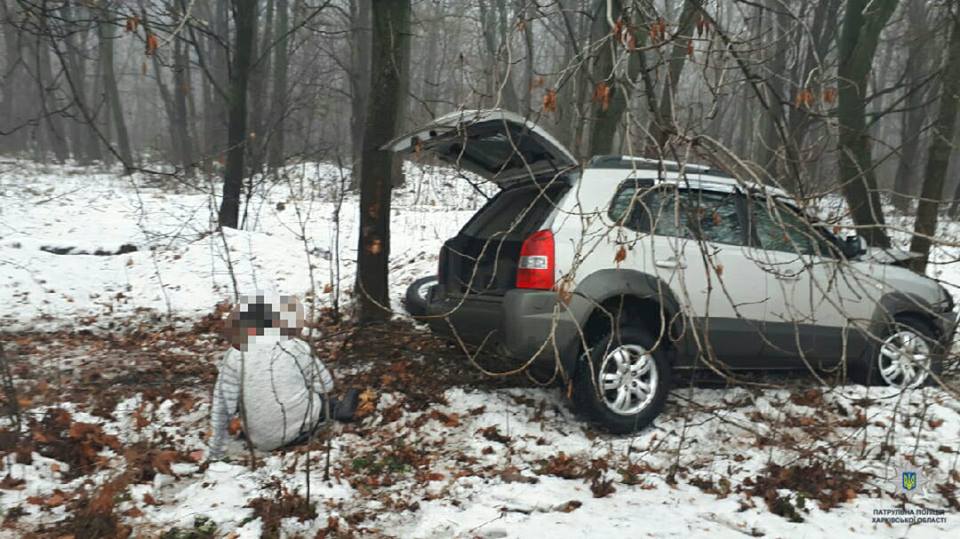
[[403, 276, 438, 318]]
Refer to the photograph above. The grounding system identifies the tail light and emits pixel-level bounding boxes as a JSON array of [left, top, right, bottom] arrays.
[[517, 229, 555, 290]]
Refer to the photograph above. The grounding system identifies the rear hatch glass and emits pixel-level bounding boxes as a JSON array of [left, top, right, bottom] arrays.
[[440, 179, 571, 295]]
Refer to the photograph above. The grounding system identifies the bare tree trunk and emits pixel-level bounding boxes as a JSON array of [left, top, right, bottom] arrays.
[[784, 0, 843, 193], [519, 0, 534, 115], [349, 0, 371, 188], [911, 9, 960, 271], [173, 36, 195, 174], [479, 0, 519, 112], [390, 4, 412, 189], [0, 0, 29, 155], [586, 0, 623, 156], [355, 0, 411, 322], [35, 14, 69, 162], [418, 4, 442, 121], [836, 0, 897, 248], [892, 1, 932, 212], [206, 0, 230, 163], [55, 3, 95, 163], [650, 0, 701, 148], [218, 0, 258, 229], [99, 9, 134, 172], [756, 1, 789, 178], [267, 0, 289, 168], [248, 0, 274, 174]]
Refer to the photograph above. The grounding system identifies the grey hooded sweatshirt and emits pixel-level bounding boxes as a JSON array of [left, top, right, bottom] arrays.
[[209, 337, 333, 459]]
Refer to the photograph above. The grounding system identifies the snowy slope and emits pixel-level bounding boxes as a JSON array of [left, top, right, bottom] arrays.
[[0, 160, 487, 331], [1, 161, 959, 537]]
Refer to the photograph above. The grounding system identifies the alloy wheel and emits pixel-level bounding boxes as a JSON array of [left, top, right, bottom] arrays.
[[878, 329, 932, 388], [598, 343, 659, 415]]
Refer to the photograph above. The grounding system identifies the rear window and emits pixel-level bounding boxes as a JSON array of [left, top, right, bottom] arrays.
[[461, 182, 569, 240]]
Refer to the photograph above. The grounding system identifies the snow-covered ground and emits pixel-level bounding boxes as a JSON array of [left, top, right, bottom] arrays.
[[0, 160, 487, 330], [1, 161, 959, 537]]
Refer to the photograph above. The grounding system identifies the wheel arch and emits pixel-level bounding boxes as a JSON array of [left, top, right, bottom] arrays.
[[566, 269, 684, 375], [871, 291, 946, 340]]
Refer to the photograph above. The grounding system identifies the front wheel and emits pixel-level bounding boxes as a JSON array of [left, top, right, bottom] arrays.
[[850, 315, 942, 388], [572, 326, 671, 434]]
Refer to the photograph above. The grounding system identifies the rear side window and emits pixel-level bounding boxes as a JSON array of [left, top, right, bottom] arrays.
[[610, 184, 746, 246], [460, 182, 569, 240]]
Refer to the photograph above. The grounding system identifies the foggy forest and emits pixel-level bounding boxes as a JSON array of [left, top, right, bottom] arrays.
[[2, 0, 960, 537]]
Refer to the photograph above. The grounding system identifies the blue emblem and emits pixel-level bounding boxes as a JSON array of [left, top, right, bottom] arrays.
[[902, 471, 917, 491]]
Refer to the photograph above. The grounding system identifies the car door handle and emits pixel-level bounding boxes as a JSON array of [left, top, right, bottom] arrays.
[[655, 257, 686, 269], [774, 273, 801, 281]]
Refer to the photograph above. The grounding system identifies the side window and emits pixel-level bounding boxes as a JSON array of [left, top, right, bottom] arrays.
[[749, 199, 831, 256], [609, 184, 746, 246], [608, 184, 639, 224], [678, 190, 744, 245]]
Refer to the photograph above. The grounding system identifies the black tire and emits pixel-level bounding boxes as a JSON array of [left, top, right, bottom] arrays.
[[403, 276, 438, 318], [572, 326, 671, 434], [849, 315, 943, 387]]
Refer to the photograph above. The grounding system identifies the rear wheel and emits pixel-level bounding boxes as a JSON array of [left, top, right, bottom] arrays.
[[850, 315, 942, 388], [572, 326, 671, 433]]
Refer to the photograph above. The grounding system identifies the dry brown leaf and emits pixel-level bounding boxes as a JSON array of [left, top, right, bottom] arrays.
[[228, 417, 242, 436], [614, 245, 627, 264], [145, 33, 159, 56], [542, 89, 558, 113]]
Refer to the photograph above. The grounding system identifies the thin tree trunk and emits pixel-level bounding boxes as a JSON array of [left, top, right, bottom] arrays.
[[836, 0, 897, 248], [267, 0, 289, 168], [355, 0, 411, 322], [173, 36, 195, 174], [0, 0, 29, 155], [218, 0, 258, 229], [390, 4, 412, 189], [144, 9, 181, 165], [650, 0, 700, 148], [519, 0, 534, 115], [349, 0, 371, 188], [757, 1, 789, 178], [479, 0, 519, 112], [911, 10, 960, 271], [99, 10, 134, 172], [35, 16, 69, 162], [248, 0, 273, 174], [892, 1, 931, 211], [586, 0, 623, 156]]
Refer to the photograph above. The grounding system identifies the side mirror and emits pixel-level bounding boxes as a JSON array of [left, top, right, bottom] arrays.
[[844, 235, 867, 258]]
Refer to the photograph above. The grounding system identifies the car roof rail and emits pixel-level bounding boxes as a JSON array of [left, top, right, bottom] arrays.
[[586, 155, 734, 179]]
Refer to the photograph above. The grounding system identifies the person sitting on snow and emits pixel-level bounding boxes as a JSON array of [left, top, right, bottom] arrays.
[[208, 293, 357, 460]]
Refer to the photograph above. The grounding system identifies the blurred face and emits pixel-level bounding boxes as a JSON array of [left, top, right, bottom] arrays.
[[222, 294, 304, 350]]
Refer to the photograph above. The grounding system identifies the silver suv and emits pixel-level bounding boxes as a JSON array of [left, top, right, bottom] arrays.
[[389, 110, 957, 433]]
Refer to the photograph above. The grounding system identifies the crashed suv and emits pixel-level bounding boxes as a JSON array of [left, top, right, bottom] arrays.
[[388, 110, 958, 433]]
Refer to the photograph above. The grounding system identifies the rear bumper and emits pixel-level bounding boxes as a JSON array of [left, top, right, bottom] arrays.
[[425, 288, 591, 376]]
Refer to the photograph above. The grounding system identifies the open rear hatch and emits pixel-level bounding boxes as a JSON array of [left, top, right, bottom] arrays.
[[386, 110, 576, 346], [385, 109, 577, 187]]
